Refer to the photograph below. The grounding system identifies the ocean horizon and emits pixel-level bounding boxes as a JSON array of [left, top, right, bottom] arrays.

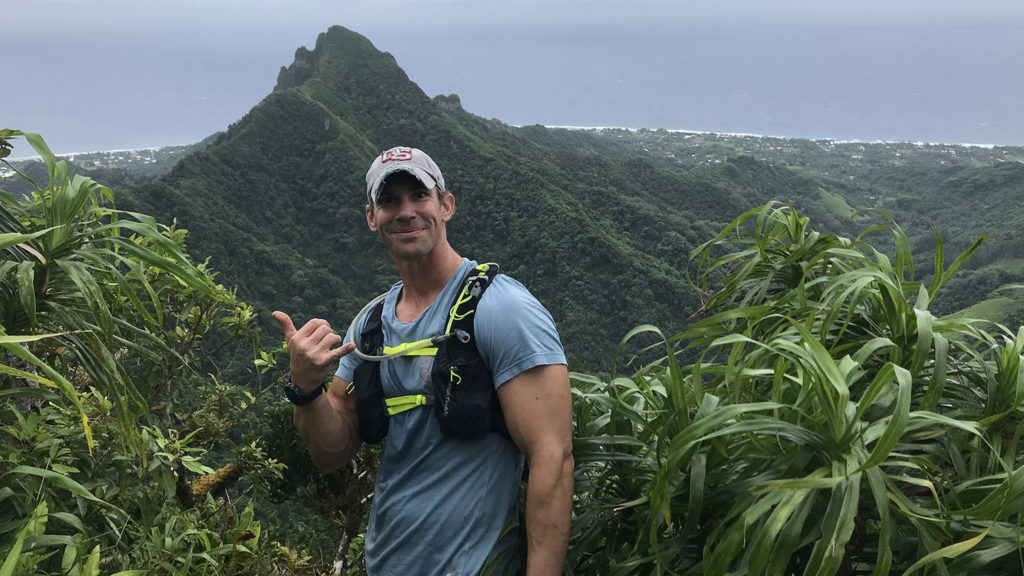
[[7, 124, 1019, 163]]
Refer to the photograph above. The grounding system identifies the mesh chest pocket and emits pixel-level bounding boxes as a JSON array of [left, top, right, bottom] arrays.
[[354, 359, 389, 444], [430, 340, 499, 440]]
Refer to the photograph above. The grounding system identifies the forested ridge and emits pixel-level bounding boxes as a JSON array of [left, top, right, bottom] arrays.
[[116, 25, 873, 370], [9, 26, 1024, 365], [4, 24, 1024, 576], [105, 26, 1024, 367]]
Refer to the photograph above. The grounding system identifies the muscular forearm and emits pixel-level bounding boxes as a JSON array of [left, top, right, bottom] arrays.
[[524, 448, 574, 575], [293, 392, 361, 473]]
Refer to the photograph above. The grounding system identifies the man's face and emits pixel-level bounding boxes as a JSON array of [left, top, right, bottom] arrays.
[[365, 173, 454, 262]]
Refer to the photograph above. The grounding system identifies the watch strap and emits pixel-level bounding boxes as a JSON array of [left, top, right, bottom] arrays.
[[285, 380, 325, 406]]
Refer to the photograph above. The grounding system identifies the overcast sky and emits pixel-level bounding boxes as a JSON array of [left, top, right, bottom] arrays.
[[11, 0, 1024, 27], [6, 0, 1024, 154]]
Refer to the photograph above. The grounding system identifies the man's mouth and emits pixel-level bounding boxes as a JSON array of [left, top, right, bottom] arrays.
[[393, 227, 425, 238]]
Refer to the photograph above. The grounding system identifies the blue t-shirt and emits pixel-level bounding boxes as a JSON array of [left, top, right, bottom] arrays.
[[336, 259, 566, 576]]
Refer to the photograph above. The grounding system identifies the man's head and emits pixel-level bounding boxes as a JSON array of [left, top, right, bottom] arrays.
[[364, 146, 456, 263], [365, 146, 446, 205]]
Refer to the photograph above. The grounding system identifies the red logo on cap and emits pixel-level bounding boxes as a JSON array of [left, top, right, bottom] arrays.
[[381, 148, 413, 163]]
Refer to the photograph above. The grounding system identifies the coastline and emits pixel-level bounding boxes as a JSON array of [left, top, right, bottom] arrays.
[[6, 126, 1020, 164], [542, 125, 1008, 150]]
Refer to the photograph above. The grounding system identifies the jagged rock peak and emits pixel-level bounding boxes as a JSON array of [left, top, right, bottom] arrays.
[[274, 26, 392, 92]]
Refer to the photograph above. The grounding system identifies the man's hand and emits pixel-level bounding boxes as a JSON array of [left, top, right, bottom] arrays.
[[273, 310, 362, 471], [272, 311, 355, 390]]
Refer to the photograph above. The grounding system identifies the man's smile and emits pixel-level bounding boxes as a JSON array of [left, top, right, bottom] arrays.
[[392, 226, 426, 238]]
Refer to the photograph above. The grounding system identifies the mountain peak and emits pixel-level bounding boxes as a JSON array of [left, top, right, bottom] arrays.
[[274, 25, 402, 92], [129, 25, 857, 369]]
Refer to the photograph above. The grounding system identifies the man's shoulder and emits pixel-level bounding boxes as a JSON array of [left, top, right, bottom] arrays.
[[474, 270, 565, 385], [490, 269, 529, 291], [478, 271, 556, 331], [482, 271, 538, 307], [455, 260, 531, 303]]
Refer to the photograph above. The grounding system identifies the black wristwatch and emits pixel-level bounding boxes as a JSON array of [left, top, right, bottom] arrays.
[[284, 380, 325, 406]]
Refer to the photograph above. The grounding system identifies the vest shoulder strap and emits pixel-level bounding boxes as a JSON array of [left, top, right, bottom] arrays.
[[445, 263, 501, 338], [433, 263, 507, 439], [359, 300, 385, 355]]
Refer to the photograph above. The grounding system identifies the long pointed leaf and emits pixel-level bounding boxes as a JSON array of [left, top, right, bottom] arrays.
[[857, 363, 911, 472], [0, 502, 48, 576], [0, 229, 53, 251], [900, 529, 989, 576], [5, 466, 103, 503], [16, 260, 36, 326]]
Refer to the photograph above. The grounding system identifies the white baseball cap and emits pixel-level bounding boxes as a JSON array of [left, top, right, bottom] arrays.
[[365, 146, 446, 204]]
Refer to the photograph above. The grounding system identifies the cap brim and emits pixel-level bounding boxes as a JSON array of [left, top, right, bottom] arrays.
[[368, 166, 438, 203]]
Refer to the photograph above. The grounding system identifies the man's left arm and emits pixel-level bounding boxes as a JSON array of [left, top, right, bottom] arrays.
[[498, 363, 574, 576]]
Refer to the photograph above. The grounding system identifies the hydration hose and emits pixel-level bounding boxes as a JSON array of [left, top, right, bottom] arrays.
[[347, 292, 470, 362]]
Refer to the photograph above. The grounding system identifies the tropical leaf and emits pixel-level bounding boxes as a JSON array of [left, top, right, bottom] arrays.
[[0, 502, 48, 576], [571, 203, 1018, 575]]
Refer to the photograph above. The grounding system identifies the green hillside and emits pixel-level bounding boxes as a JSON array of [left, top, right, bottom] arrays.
[[119, 26, 862, 369], [12, 26, 1023, 364], [584, 129, 1024, 320]]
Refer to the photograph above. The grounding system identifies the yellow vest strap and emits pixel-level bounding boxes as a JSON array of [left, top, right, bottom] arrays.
[[385, 394, 431, 416], [383, 339, 438, 357]]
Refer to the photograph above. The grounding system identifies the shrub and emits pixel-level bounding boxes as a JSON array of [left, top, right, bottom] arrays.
[[570, 203, 1023, 575], [0, 131, 313, 574]]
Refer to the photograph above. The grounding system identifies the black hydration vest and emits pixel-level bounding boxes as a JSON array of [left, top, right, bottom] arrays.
[[351, 263, 508, 443]]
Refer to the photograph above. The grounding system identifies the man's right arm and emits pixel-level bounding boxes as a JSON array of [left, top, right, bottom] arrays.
[[293, 376, 361, 473], [272, 311, 361, 473]]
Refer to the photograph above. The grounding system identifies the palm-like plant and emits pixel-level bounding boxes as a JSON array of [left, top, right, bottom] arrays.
[[1, 131, 297, 573], [570, 203, 1024, 575], [1, 130, 229, 453]]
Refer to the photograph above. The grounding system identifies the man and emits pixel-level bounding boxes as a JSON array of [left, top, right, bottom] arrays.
[[272, 146, 573, 575]]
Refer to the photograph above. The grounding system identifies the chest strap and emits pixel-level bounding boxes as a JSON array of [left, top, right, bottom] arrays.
[[383, 340, 438, 356], [385, 394, 434, 415]]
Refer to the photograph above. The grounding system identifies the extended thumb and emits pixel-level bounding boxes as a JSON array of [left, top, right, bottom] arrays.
[[271, 311, 296, 338]]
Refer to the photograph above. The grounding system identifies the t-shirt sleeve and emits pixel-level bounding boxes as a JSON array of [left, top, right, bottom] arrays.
[[335, 317, 361, 383], [474, 275, 566, 388]]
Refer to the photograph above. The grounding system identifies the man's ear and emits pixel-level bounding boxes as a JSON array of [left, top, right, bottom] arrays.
[[365, 204, 378, 231], [441, 192, 455, 222]]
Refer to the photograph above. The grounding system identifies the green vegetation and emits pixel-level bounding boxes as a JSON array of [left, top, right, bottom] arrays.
[[4, 23, 1024, 576], [0, 131, 375, 574], [2, 141, 211, 200], [570, 204, 1024, 574], [586, 128, 1024, 295], [5, 129, 1023, 574]]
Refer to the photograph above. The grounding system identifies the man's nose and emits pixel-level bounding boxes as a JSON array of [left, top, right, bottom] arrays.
[[396, 197, 416, 218]]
